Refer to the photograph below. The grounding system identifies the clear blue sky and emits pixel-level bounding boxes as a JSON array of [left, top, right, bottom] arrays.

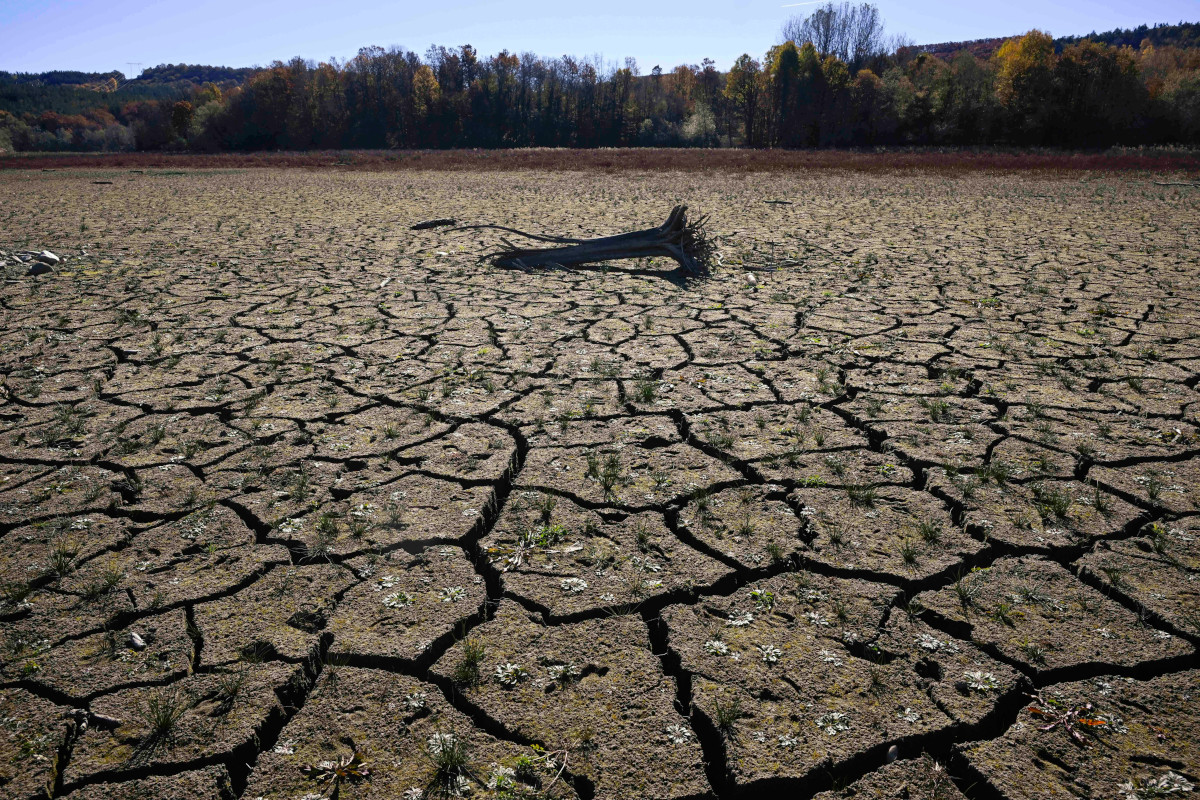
[[2, 0, 1197, 75]]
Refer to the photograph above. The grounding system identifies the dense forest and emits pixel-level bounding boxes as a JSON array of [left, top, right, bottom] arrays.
[[2, 5, 1198, 153]]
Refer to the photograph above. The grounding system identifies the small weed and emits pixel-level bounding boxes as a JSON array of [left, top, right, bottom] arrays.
[[1144, 473, 1163, 503], [832, 596, 849, 623], [1025, 692, 1108, 747], [523, 522, 567, 548], [301, 751, 371, 790]]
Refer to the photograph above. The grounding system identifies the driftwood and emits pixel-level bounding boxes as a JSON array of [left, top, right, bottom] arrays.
[[1154, 181, 1198, 187], [410, 218, 457, 230], [460, 205, 715, 277]]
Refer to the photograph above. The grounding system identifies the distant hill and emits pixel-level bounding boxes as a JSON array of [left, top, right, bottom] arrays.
[[0, 63, 254, 91], [133, 63, 257, 85], [915, 20, 1200, 61], [1057, 20, 1200, 49], [0, 64, 255, 118], [0, 70, 125, 87]]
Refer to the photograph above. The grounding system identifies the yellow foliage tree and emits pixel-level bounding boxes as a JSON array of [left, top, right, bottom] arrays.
[[994, 29, 1054, 108], [413, 65, 441, 120]]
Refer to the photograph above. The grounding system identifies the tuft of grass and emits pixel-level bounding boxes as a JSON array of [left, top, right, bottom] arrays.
[[1099, 564, 1127, 590], [452, 638, 486, 687], [138, 686, 191, 748], [916, 520, 942, 544], [214, 671, 246, 713], [952, 570, 982, 610], [426, 731, 472, 794], [1031, 483, 1071, 520], [976, 460, 1014, 485], [80, 564, 125, 603], [634, 520, 652, 552], [598, 453, 624, 498], [918, 397, 951, 422], [633, 378, 658, 404], [846, 484, 876, 508], [712, 696, 745, 738], [535, 493, 557, 523], [47, 539, 77, 579]]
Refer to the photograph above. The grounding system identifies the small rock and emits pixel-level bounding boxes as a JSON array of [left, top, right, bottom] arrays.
[[886, 744, 899, 763], [127, 632, 146, 651], [744, 272, 756, 286], [26, 262, 53, 277], [36, 250, 60, 265]]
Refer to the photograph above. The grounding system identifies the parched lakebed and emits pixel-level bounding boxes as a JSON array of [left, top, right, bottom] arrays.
[[0, 166, 1197, 800]]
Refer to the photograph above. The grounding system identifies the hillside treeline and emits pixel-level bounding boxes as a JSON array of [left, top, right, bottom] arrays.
[[2, 29, 1199, 152]]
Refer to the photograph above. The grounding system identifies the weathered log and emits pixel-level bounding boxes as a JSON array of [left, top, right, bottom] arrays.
[[410, 218, 457, 230], [467, 205, 715, 276]]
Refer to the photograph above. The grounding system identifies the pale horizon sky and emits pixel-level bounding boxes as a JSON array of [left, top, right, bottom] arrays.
[[2, 1, 1198, 76]]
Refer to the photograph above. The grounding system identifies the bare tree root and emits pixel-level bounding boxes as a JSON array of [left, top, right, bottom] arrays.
[[459, 205, 716, 277]]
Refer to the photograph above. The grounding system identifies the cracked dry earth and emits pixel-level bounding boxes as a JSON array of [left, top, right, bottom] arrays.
[[0, 167, 1198, 800]]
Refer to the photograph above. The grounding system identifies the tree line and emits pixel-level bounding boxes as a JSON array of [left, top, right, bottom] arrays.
[[2, 7, 1198, 153]]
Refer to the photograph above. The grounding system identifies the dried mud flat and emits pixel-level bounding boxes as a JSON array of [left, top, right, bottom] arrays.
[[0, 166, 1197, 800]]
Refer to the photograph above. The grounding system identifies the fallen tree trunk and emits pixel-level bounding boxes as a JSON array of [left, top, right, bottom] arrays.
[[462, 205, 715, 277], [410, 217, 457, 230]]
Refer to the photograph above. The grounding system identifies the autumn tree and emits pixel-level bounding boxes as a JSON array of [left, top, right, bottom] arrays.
[[170, 100, 194, 137], [724, 54, 762, 144], [412, 64, 441, 145], [993, 29, 1056, 142], [1054, 40, 1145, 143], [767, 42, 800, 145]]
